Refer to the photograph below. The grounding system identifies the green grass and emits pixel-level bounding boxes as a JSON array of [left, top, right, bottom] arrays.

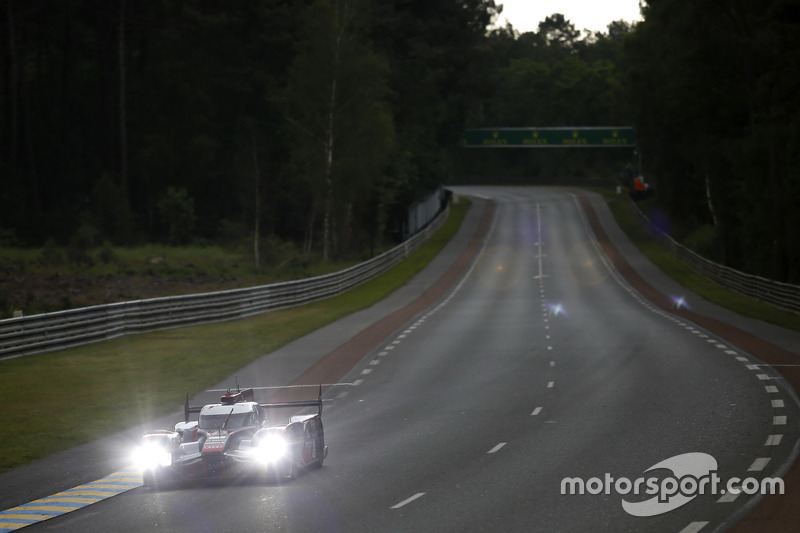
[[599, 190, 800, 333], [0, 200, 470, 474]]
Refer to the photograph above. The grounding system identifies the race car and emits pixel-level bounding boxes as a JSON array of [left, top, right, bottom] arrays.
[[133, 386, 327, 486]]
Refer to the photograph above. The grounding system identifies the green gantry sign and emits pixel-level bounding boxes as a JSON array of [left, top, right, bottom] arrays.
[[462, 127, 636, 148]]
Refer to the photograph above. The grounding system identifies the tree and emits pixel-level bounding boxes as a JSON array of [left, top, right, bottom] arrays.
[[286, 0, 393, 260]]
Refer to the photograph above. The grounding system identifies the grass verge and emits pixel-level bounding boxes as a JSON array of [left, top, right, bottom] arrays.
[[0, 200, 471, 474], [598, 189, 800, 332]]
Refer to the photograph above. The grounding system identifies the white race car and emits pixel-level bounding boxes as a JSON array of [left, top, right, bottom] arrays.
[[134, 386, 327, 486]]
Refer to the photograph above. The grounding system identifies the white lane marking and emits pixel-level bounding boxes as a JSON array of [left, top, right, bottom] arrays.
[[678, 521, 709, 533], [369, 359, 380, 366], [487, 442, 507, 454], [361, 369, 372, 375], [748, 458, 770, 472], [550, 361, 556, 367], [774, 415, 787, 425], [736, 356, 748, 362], [208, 383, 350, 392], [531, 407, 543, 416], [772, 399, 785, 408], [391, 492, 426, 509], [535, 203, 545, 279], [745, 364, 759, 370], [765, 385, 779, 393], [726, 350, 739, 355], [715, 344, 727, 349], [352, 379, 364, 386], [378, 351, 389, 356], [547, 381, 554, 388], [766, 434, 783, 446], [717, 490, 740, 503], [756, 374, 770, 380]]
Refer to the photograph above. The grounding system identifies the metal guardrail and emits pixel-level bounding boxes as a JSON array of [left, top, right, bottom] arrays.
[[0, 204, 449, 359], [628, 198, 800, 313]]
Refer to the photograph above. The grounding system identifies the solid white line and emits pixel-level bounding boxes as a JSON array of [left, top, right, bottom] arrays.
[[532, 407, 543, 416], [391, 492, 426, 509], [487, 442, 507, 454], [678, 521, 709, 533], [748, 458, 770, 472], [765, 435, 783, 446], [208, 383, 349, 392]]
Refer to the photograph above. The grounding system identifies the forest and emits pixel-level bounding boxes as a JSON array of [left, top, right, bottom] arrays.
[[1, 0, 798, 284]]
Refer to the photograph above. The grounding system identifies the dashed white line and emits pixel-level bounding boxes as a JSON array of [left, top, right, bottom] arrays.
[[772, 399, 785, 408], [361, 368, 373, 375], [756, 374, 770, 380], [748, 458, 770, 472], [765, 434, 783, 446], [487, 442, 507, 454], [717, 490, 740, 503], [547, 381, 555, 388], [352, 379, 364, 386], [391, 492, 426, 509], [531, 407, 543, 416], [679, 521, 709, 533], [773, 415, 787, 425]]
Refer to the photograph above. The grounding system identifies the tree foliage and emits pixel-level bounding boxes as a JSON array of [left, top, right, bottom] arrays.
[[624, 0, 800, 281], [0, 0, 496, 260]]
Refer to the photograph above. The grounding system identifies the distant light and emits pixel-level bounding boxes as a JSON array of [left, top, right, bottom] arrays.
[[671, 296, 688, 310]]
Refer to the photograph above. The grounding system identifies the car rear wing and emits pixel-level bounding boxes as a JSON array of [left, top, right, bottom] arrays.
[[184, 384, 323, 422], [260, 384, 324, 418]]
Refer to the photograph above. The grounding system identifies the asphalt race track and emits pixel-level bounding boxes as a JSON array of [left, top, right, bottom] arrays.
[[2, 187, 798, 532]]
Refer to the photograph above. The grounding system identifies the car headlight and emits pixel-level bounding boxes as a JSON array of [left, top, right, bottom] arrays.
[[133, 443, 172, 471], [253, 435, 287, 465]]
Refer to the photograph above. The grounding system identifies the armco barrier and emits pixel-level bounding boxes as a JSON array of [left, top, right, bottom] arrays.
[[0, 204, 449, 359], [629, 198, 800, 313]]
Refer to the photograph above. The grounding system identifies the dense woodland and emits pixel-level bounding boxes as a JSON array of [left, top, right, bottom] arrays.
[[1, 0, 799, 282]]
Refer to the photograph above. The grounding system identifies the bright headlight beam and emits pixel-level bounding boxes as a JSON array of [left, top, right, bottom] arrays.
[[133, 444, 172, 471], [254, 436, 287, 464]]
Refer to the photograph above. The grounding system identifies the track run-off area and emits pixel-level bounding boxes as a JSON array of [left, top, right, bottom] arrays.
[[1, 187, 798, 532]]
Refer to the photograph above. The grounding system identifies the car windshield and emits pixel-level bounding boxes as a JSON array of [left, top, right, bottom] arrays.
[[199, 412, 253, 430]]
